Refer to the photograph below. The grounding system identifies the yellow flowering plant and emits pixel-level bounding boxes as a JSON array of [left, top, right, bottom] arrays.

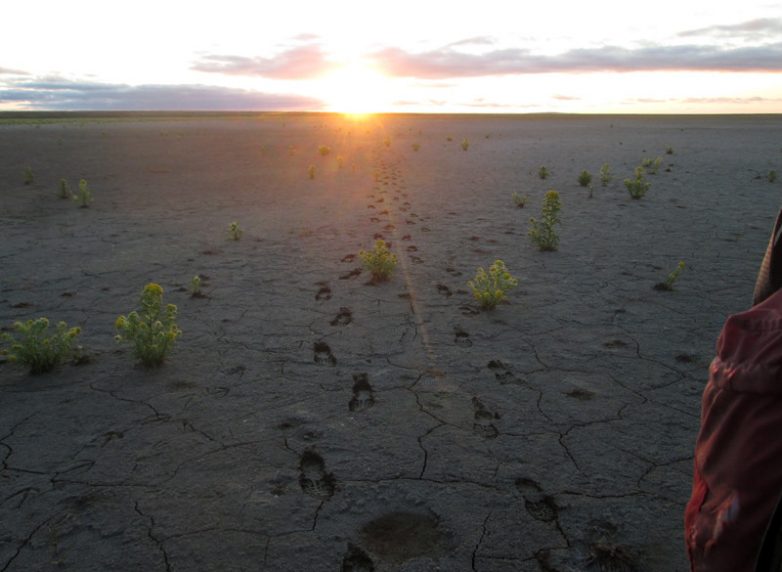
[[1, 318, 81, 374], [468, 260, 519, 310], [115, 283, 181, 367], [359, 240, 398, 282]]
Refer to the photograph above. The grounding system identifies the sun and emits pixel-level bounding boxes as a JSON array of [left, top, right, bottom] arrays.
[[321, 61, 393, 115]]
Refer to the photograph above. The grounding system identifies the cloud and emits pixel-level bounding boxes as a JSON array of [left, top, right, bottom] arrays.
[[679, 18, 782, 39], [371, 42, 782, 78], [192, 45, 336, 79], [0, 78, 323, 110], [0, 66, 29, 75]]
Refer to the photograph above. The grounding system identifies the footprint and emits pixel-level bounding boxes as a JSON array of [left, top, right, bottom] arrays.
[[436, 284, 452, 297], [564, 388, 595, 401], [367, 204, 376, 209], [379, 209, 389, 215], [340, 268, 362, 280], [341, 254, 356, 263], [384, 224, 396, 231], [370, 217, 380, 223], [406, 245, 418, 252], [487, 360, 517, 384], [445, 267, 462, 277], [410, 256, 424, 264], [459, 305, 480, 316], [405, 219, 416, 225], [402, 234, 412, 241], [454, 327, 472, 347], [341, 544, 375, 572], [603, 339, 628, 349], [348, 373, 376, 412], [314, 342, 337, 366], [472, 397, 500, 438], [469, 236, 481, 242], [299, 450, 336, 498], [515, 478, 558, 522], [330, 307, 353, 327], [315, 282, 332, 301], [373, 233, 385, 240]]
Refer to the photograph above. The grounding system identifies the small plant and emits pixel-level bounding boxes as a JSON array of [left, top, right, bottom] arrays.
[[666, 146, 674, 155], [308, 164, 316, 179], [228, 221, 243, 241], [599, 163, 612, 186], [624, 167, 651, 199], [23, 166, 34, 185], [654, 260, 686, 291], [58, 178, 71, 199], [538, 166, 549, 180], [412, 143, 420, 152], [770, 170, 778, 183], [446, 136, 453, 142], [512, 192, 528, 208], [73, 179, 92, 207], [383, 136, 391, 148], [359, 239, 398, 282], [1, 318, 81, 374], [578, 170, 592, 187], [641, 157, 662, 175], [190, 275, 205, 298], [115, 283, 181, 367], [529, 190, 561, 251], [336, 155, 345, 169], [318, 145, 331, 156], [467, 260, 519, 310], [461, 138, 469, 151]]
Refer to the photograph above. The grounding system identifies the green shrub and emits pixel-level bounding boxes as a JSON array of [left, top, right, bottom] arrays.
[[538, 166, 549, 180], [467, 260, 519, 310], [336, 155, 345, 169], [461, 138, 469, 151], [23, 166, 34, 185], [308, 165, 316, 179], [190, 275, 204, 298], [359, 239, 397, 282], [228, 221, 242, 241], [512, 192, 527, 208], [529, 190, 561, 251], [599, 163, 612, 186], [412, 143, 420, 152], [73, 179, 92, 207], [666, 146, 674, 155], [58, 178, 71, 199], [578, 170, 592, 187], [770, 170, 778, 183], [1, 318, 81, 374], [115, 283, 181, 367], [654, 260, 686, 291], [641, 157, 662, 175], [318, 145, 331, 156], [624, 167, 650, 199]]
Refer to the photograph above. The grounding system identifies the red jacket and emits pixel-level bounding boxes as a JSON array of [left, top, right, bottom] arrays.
[[686, 288, 782, 570]]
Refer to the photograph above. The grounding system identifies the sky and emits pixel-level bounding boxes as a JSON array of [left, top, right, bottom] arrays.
[[1, 0, 781, 114]]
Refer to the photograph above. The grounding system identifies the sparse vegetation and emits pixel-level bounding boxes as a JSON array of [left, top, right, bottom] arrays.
[[512, 192, 528, 208], [578, 170, 592, 187], [1, 318, 82, 374], [114, 283, 181, 367], [467, 260, 519, 310], [336, 155, 345, 169], [599, 163, 612, 187], [641, 157, 663, 175], [461, 138, 469, 151], [538, 166, 549, 180], [529, 190, 562, 251], [190, 275, 204, 298], [412, 143, 420, 152], [654, 260, 686, 291], [58, 178, 71, 199], [359, 239, 398, 282], [383, 136, 391, 148], [228, 221, 243, 241], [73, 179, 92, 207], [624, 167, 651, 199], [770, 170, 778, 183], [23, 166, 34, 185], [308, 164, 316, 179], [318, 145, 331, 156], [666, 146, 674, 155]]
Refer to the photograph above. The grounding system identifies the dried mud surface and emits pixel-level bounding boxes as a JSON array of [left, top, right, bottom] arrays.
[[1, 114, 781, 571]]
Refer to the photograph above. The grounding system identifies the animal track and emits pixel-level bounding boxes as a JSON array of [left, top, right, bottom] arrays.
[[410, 256, 424, 264], [348, 373, 376, 412], [454, 327, 472, 347], [486, 360, 518, 384], [315, 282, 332, 301], [472, 397, 500, 438], [341, 543, 375, 572], [402, 234, 412, 241], [298, 450, 336, 498], [373, 233, 384, 240], [603, 339, 628, 349], [436, 284, 452, 297], [515, 478, 558, 522], [341, 254, 356, 263], [314, 342, 337, 366], [406, 245, 418, 252], [565, 388, 595, 401], [445, 267, 462, 277], [459, 304, 480, 316], [330, 307, 353, 326], [340, 268, 362, 280]]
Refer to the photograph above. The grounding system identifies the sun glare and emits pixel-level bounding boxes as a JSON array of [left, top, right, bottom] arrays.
[[321, 61, 393, 115]]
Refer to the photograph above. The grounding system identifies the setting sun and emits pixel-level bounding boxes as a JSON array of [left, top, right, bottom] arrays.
[[321, 61, 394, 114]]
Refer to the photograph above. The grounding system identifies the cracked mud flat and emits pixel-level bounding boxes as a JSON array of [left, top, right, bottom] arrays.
[[1, 114, 780, 571]]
